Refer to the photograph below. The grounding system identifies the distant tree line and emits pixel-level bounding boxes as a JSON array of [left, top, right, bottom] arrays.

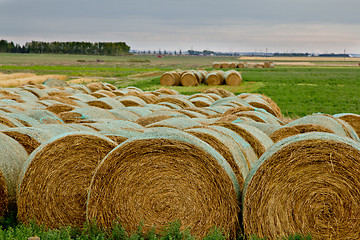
[[0, 39, 130, 55]]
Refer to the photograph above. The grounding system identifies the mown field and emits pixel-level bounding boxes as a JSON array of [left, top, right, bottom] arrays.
[[0, 53, 359, 118]]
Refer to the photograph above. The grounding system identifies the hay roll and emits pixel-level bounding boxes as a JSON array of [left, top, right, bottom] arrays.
[[212, 62, 221, 68], [205, 71, 225, 85], [160, 72, 181, 86], [243, 132, 360, 239], [146, 117, 202, 129], [17, 132, 118, 228], [334, 113, 360, 141], [86, 128, 240, 238], [180, 72, 198, 87], [224, 70, 242, 86]]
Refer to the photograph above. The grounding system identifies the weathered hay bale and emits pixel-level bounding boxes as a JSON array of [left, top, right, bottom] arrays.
[[146, 117, 202, 129], [242, 121, 283, 136], [43, 78, 69, 88], [72, 107, 118, 121], [94, 90, 117, 98], [5, 113, 40, 127], [212, 62, 221, 68], [206, 71, 225, 85], [142, 104, 171, 112], [160, 72, 181, 86], [207, 105, 233, 114], [334, 113, 360, 141], [109, 109, 141, 121], [17, 132, 117, 228], [243, 132, 360, 240], [180, 71, 198, 86], [211, 96, 251, 108], [12, 89, 39, 101], [239, 93, 282, 118], [38, 95, 79, 106], [116, 95, 147, 107], [84, 120, 145, 132], [87, 98, 125, 110], [152, 88, 180, 96], [0, 132, 28, 214], [287, 113, 358, 141], [185, 127, 249, 191], [223, 106, 256, 115], [269, 124, 335, 143], [203, 88, 235, 98], [213, 122, 274, 158], [235, 110, 284, 125], [0, 115, 25, 128], [156, 102, 183, 109], [103, 82, 117, 91], [68, 93, 98, 102], [86, 128, 240, 238], [224, 70, 242, 86], [135, 115, 173, 126], [20, 86, 49, 99], [45, 103, 76, 115], [189, 97, 213, 107], [69, 84, 92, 94], [90, 92, 110, 99], [174, 109, 207, 118], [86, 82, 111, 92], [0, 90, 25, 103], [21, 110, 64, 124], [125, 91, 159, 104], [183, 107, 213, 117], [216, 116, 255, 124], [125, 106, 153, 117]]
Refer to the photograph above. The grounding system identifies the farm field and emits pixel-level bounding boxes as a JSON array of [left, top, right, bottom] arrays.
[[0, 53, 359, 118]]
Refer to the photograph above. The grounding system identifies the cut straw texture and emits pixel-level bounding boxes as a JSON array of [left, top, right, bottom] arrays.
[[86, 128, 240, 239], [17, 132, 117, 228], [243, 132, 360, 240]]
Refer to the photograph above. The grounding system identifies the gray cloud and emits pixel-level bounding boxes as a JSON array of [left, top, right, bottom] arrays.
[[1, 0, 359, 53]]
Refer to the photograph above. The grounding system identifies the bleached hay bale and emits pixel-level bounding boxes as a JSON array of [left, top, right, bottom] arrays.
[[17, 132, 117, 228], [243, 132, 360, 239], [86, 128, 240, 238]]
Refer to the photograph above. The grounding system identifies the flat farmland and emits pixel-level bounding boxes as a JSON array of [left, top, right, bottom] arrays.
[[0, 53, 359, 118]]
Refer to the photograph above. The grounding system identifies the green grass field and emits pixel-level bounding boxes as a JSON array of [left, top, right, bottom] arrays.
[[0, 53, 359, 118]]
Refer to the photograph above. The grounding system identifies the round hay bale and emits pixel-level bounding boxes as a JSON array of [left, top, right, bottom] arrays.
[[146, 117, 202, 130], [152, 88, 180, 96], [125, 106, 152, 117], [87, 98, 125, 110], [212, 62, 221, 68], [264, 61, 275, 68], [206, 72, 225, 85], [242, 121, 283, 136], [38, 95, 78, 106], [224, 70, 242, 86], [287, 113, 356, 140], [0, 132, 28, 214], [174, 109, 207, 118], [0, 115, 25, 128], [5, 113, 40, 127], [180, 72, 198, 87], [213, 122, 274, 158], [17, 132, 117, 228], [160, 72, 181, 86], [109, 109, 141, 121], [220, 62, 230, 69], [21, 110, 64, 124], [21, 86, 49, 99], [84, 120, 145, 132], [68, 93, 98, 102], [185, 127, 249, 191], [235, 110, 284, 125], [136, 115, 173, 127], [211, 97, 251, 108], [203, 88, 234, 98], [90, 92, 110, 99], [182, 107, 213, 117], [45, 103, 76, 115], [86, 128, 240, 238], [207, 105, 233, 114], [229, 62, 237, 68], [142, 104, 171, 112], [69, 84, 92, 94], [243, 132, 360, 239], [189, 97, 213, 107], [269, 124, 335, 143], [72, 107, 118, 121], [154, 97, 195, 109], [86, 82, 104, 92], [43, 78, 69, 88], [187, 93, 215, 102], [116, 95, 147, 107], [94, 90, 117, 98], [239, 93, 282, 118], [223, 106, 256, 115], [103, 82, 117, 91], [237, 62, 247, 68], [157, 102, 183, 110], [334, 113, 360, 140]]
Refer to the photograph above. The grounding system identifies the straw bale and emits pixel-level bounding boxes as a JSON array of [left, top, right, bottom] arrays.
[[334, 113, 360, 140], [135, 115, 173, 126], [235, 110, 284, 125], [86, 128, 240, 238], [156, 102, 182, 109], [264, 61, 275, 68], [86, 82, 104, 92], [45, 103, 76, 115], [90, 92, 109, 99], [38, 96, 78, 106], [125, 86, 143, 93], [229, 62, 237, 68], [212, 122, 274, 158], [180, 72, 198, 86], [183, 107, 212, 117], [0, 132, 28, 213], [126, 91, 159, 104], [160, 72, 181, 86], [185, 127, 249, 191], [2, 130, 41, 155], [70, 107, 118, 121], [243, 132, 360, 240], [142, 104, 171, 111], [95, 90, 117, 98], [69, 84, 92, 94], [206, 72, 224, 85], [115, 95, 146, 107], [187, 93, 215, 102], [103, 82, 117, 91], [239, 93, 282, 118], [111, 89, 126, 97], [211, 97, 251, 108], [237, 62, 247, 68], [84, 120, 145, 132], [224, 70, 242, 86], [21, 110, 64, 124], [212, 62, 221, 68], [17, 132, 117, 228], [146, 117, 202, 130], [223, 106, 256, 115], [87, 98, 125, 110], [208, 105, 233, 114], [68, 93, 98, 102], [203, 88, 235, 98]]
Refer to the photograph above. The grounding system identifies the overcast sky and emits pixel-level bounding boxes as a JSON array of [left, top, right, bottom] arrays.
[[1, 0, 360, 53]]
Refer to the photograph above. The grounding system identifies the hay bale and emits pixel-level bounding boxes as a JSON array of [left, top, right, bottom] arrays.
[[174, 109, 207, 118], [84, 120, 145, 132], [220, 62, 230, 69], [205, 71, 225, 85], [0, 132, 28, 214], [185, 127, 249, 190], [152, 88, 180, 96], [43, 78, 69, 88], [237, 62, 247, 68], [160, 72, 181, 86], [68, 93, 98, 102], [203, 88, 234, 98], [157, 102, 183, 109], [125, 106, 153, 117], [224, 70, 242, 86], [146, 117, 202, 129], [0, 115, 25, 128], [239, 93, 282, 118], [269, 124, 335, 143], [5, 113, 40, 127], [87, 98, 125, 110], [17, 132, 117, 228], [212, 62, 221, 68], [211, 96, 251, 108], [234, 110, 284, 125], [264, 61, 275, 68], [109, 109, 141, 121], [334, 113, 360, 141], [86, 82, 105, 92], [21, 86, 49, 99], [154, 97, 195, 109], [242, 121, 283, 136], [180, 71, 198, 86], [243, 132, 360, 239], [86, 128, 240, 238], [213, 122, 274, 158], [136, 115, 173, 126], [45, 103, 76, 115], [229, 62, 237, 68], [116, 95, 147, 107], [21, 110, 64, 124]]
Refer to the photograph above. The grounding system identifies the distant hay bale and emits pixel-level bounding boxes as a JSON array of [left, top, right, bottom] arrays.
[[212, 62, 221, 68], [243, 132, 360, 239], [68, 93, 98, 102], [0, 132, 28, 214], [237, 62, 247, 68], [154, 97, 195, 109], [160, 72, 181, 86], [224, 70, 242, 86], [264, 61, 275, 68], [90, 92, 110, 99], [235, 110, 284, 125], [220, 62, 230, 69], [86, 82, 104, 92], [43, 78, 69, 88], [211, 96, 251, 108], [17, 132, 117, 228], [180, 71, 198, 86], [95, 90, 117, 98], [269, 124, 335, 143], [206, 71, 225, 85], [152, 88, 180, 96], [189, 97, 213, 107], [86, 128, 240, 238], [125, 106, 153, 117]]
